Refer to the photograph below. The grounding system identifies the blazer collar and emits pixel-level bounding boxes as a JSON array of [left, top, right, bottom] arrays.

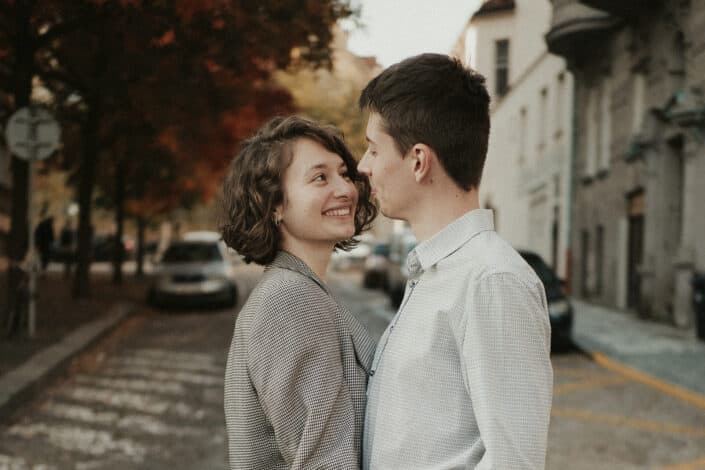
[[269, 250, 331, 295]]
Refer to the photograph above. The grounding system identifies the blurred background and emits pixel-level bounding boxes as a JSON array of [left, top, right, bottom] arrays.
[[1, 1, 705, 469]]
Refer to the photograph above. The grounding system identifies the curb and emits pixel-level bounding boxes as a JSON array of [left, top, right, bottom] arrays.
[[0, 302, 134, 421], [572, 336, 705, 411]]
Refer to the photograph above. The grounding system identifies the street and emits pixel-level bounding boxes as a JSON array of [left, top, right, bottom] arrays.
[[1, 264, 704, 469]]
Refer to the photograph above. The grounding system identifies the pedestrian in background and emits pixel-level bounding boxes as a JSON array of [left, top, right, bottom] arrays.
[[358, 53, 554, 469], [34, 208, 54, 273], [219, 116, 377, 469]]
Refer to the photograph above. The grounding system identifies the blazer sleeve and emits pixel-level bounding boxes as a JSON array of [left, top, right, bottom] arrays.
[[247, 279, 358, 470]]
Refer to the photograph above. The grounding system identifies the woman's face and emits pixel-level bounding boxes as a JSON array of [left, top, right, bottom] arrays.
[[276, 138, 359, 252]]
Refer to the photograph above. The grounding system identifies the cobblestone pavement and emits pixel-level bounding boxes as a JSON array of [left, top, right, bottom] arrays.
[[2, 266, 704, 470], [0, 264, 267, 470]]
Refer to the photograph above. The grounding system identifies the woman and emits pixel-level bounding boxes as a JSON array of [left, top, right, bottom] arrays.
[[219, 116, 378, 470]]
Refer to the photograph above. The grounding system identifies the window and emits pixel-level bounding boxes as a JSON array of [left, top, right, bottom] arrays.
[[599, 79, 612, 171], [518, 107, 527, 164], [555, 73, 565, 136], [595, 225, 604, 295], [581, 229, 590, 298], [632, 73, 646, 135], [495, 39, 509, 97], [584, 88, 598, 178], [539, 87, 548, 152]]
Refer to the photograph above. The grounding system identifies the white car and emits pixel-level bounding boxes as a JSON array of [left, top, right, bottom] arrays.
[[148, 232, 237, 309]]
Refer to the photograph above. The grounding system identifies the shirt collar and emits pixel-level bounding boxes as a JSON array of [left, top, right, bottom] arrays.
[[409, 209, 495, 274], [268, 250, 331, 294]]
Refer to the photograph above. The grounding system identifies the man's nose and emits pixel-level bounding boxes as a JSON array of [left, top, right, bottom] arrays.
[[357, 153, 371, 175]]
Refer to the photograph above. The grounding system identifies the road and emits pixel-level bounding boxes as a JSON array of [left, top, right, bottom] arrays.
[[1, 264, 704, 469]]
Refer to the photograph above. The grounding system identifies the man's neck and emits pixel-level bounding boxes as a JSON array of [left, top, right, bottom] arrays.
[[408, 187, 480, 242]]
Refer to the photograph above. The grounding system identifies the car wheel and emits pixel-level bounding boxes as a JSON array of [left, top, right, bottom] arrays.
[[225, 285, 238, 308], [390, 286, 405, 309], [147, 289, 160, 308]]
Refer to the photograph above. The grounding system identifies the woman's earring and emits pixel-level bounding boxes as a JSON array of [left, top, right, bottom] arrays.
[[274, 214, 282, 227]]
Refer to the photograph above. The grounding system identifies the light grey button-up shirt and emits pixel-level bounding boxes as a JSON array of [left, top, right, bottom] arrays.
[[363, 209, 553, 470]]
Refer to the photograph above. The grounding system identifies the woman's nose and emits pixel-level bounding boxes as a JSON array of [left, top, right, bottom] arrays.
[[334, 175, 357, 199]]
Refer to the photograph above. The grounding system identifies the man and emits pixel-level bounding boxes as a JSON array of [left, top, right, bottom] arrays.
[[358, 53, 553, 469]]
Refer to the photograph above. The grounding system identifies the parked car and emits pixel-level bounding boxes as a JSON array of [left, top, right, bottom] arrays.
[[363, 242, 390, 289], [147, 232, 237, 309], [92, 234, 129, 262], [518, 250, 573, 347], [331, 239, 372, 270], [385, 230, 417, 308], [382, 238, 573, 347]]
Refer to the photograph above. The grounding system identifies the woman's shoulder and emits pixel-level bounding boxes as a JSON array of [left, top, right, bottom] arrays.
[[253, 267, 337, 316]]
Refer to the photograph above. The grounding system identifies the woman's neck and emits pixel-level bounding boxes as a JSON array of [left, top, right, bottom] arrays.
[[280, 240, 334, 281]]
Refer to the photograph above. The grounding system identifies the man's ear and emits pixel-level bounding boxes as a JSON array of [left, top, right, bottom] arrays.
[[410, 144, 434, 184]]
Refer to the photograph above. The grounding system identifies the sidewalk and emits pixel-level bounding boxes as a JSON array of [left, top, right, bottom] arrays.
[[572, 299, 705, 397], [0, 266, 147, 418]]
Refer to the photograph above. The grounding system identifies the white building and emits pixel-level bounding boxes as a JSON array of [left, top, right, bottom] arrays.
[[452, 0, 574, 281]]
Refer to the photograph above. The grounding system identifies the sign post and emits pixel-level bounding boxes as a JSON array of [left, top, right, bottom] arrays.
[[5, 106, 61, 337]]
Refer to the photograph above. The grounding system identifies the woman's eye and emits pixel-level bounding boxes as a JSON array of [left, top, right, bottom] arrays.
[[313, 174, 326, 182], [341, 171, 352, 180]]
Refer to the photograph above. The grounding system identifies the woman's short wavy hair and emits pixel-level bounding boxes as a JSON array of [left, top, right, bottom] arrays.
[[218, 115, 377, 265]]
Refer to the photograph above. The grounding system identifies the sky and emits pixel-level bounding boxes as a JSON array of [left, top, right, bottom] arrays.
[[344, 0, 483, 67]]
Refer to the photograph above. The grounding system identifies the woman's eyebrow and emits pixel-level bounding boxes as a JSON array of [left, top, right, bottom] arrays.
[[304, 162, 330, 176]]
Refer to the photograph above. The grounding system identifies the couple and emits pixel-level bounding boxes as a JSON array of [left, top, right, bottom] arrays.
[[219, 54, 553, 470]]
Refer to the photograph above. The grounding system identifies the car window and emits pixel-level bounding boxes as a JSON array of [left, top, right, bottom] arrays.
[[162, 242, 223, 263], [521, 252, 559, 284]]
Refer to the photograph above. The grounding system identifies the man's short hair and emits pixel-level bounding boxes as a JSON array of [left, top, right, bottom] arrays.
[[359, 53, 491, 191], [219, 116, 376, 265]]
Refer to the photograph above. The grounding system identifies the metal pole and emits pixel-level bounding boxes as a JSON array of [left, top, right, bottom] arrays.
[[27, 106, 37, 338]]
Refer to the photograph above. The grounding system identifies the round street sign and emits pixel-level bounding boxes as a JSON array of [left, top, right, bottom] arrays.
[[5, 106, 61, 161]]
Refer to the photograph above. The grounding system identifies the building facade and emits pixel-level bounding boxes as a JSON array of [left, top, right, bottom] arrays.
[[547, 0, 705, 330], [452, 0, 575, 280]]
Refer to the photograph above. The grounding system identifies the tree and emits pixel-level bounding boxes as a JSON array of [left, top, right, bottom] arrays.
[[1, 0, 355, 333]]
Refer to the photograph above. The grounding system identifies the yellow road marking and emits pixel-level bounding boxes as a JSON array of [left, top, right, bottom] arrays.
[[551, 407, 705, 437], [660, 455, 705, 470], [591, 352, 705, 411], [554, 375, 629, 395], [553, 366, 605, 377]]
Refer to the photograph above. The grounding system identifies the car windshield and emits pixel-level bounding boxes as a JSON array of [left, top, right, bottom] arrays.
[[521, 252, 560, 285], [162, 242, 223, 263]]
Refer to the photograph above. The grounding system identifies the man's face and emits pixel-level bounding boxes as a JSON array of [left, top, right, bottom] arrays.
[[358, 112, 415, 220]]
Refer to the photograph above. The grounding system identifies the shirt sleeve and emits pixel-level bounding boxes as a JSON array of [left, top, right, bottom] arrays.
[[461, 272, 553, 470], [247, 281, 358, 470]]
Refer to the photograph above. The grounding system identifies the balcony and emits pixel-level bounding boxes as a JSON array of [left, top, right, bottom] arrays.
[[580, 0, 662, 17], [546, 0, 620, 59]]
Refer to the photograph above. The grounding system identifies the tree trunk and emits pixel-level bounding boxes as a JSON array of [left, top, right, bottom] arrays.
[[112, 156, 125, 285], [4, 0, 35, 337], [136, 215, 146, 277], [71, 100, 101, 299]]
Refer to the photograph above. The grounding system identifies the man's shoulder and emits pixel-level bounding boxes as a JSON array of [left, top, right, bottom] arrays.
[[454, 231, 538, 284]]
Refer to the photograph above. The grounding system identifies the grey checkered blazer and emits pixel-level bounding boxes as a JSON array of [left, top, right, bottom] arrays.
[[224, 251, 376, 470]]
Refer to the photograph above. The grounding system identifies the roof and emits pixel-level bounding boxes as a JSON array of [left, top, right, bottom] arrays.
[[471, 0, 516, 20]]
